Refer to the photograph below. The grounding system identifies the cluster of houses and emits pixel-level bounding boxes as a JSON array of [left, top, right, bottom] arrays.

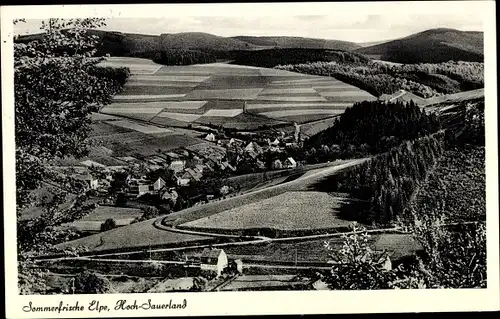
[[209, 133, 300, 172]]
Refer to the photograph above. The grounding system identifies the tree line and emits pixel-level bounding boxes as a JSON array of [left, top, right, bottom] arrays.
[[304, 100, 441, 163]]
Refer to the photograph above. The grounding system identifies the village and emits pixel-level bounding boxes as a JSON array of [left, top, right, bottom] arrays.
[[53, 122, 304, 232]]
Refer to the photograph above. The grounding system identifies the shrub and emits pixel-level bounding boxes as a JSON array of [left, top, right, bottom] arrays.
[[72, 271, 113, 294], [100, 218, 117, 232]]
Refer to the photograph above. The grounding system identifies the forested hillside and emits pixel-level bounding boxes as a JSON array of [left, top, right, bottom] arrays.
[[304, 100, 441, 162], [276, 60, 483, 98], [231, 48, 370, 68], [355, 28, 483, 63], [231, 35, 361, 51]]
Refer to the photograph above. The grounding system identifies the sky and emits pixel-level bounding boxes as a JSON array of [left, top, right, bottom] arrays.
[[12, 2, 486, 43]]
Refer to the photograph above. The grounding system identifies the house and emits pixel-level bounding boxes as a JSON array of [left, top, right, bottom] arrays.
[[182, 168, 202, 183], [284, 157, 297, 168], [200, 248, 228, 277], [205, 133, 216, 142], [228, 138, 245, 147], [270, 138, 280, 146], [256, 159, 266, 170], [194, 164, 205, 174], [137, 183, 153, 196], [165, 152, 181, 160], [176, 177, 191, 186], [234, 259, 244, 274], [169, 160, 185, 173], [73, 174, 99, 189], [153, 177, 166, 191]]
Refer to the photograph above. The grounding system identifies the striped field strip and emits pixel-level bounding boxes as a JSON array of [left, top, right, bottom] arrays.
[[271, 78, 333, 84], [260, 88, 318, 94], [318, 91, 374, 97], [246, 102, 353, 110], [125, 82, 200, 88], [155, 112, 202, 122], [107, 101, 207, 110], [202, 109, 243, 117], [113, 94, 186, 100], [128, 75, 210, 82], [260, 109, 345, 117], [255, 96, 327, 102], [311, 83, 357, 89], [100, 107, 165, 114], [107, 120, 173, 134], [185, 88, 264, 99], [129, 75, 207, 81]]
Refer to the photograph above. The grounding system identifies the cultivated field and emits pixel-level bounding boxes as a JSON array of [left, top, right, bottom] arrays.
[[180, 191, 352, 233], [98, 57, 377, 128]]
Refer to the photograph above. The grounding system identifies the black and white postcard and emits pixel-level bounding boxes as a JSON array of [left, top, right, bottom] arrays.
[[2, 2, 499, 318]]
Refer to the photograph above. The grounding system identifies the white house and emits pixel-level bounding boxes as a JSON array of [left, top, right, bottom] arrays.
[[176, 176, 191, 186], [205, 133, 216, 142], [285, 157, 297, 168], [200, 248, 228, 277], [153, 177, 166, 191]]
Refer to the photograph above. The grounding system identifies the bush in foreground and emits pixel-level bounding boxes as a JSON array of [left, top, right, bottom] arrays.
[[72, 270, 113, 294]]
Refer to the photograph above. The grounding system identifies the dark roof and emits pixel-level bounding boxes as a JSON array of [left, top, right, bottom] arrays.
[[200, 248, 224, 259]]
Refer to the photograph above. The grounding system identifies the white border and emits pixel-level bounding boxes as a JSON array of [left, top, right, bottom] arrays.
[[2, 2, 499, 318]]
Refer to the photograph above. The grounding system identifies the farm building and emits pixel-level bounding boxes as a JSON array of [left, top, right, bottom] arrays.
[[200, 248, 228, 277], [285, 157, 297, 168]]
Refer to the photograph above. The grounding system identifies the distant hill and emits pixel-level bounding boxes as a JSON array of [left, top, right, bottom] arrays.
[[232, 36, 361, 51], [15, 30, 261, 55], [159, 32, 260, 51], [355, 28, 483, 63]]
